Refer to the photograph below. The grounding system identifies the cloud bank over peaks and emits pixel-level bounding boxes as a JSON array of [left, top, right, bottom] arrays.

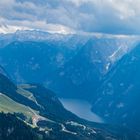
[[0, 0, 140, 35]]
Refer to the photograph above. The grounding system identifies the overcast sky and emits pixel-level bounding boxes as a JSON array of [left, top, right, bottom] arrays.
[[0, 0, 140, 34]]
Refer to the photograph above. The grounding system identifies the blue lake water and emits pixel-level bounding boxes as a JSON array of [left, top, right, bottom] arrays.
[[60, 99, 103, 123]]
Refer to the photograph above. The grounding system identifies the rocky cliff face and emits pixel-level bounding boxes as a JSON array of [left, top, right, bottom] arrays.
[[92, 44, 140, 131]]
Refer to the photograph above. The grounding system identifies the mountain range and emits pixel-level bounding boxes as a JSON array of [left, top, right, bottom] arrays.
[[0, 30, 140, 139], [0, 30, 139, 100]]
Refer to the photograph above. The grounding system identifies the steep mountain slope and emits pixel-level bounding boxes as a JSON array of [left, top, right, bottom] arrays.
[[0, 66, 8, 77], [0, 30, 138, 100], [92, 44, 140, 131], [0, 113, 41, 140], [0, 69, 78, 123], [49, 37, 137, 99]]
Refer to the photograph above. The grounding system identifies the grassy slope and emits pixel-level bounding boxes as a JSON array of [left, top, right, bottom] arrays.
[[0, 93, 37, 119]]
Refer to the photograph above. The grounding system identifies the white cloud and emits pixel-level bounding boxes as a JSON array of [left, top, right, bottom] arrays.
[[0, 25, 30, 34], [0, 0, 140, 34], [0, 18, 74, 34]]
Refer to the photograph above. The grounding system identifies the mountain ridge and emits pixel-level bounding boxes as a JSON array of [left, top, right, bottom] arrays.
[[92, 43, 140, 131], [0, 30, 139, 100]]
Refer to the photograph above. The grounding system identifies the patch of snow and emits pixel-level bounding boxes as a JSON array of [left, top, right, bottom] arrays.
[[105, 62, 111, 71], [56, 53, 64, 66], [116, 102, 124, 108]]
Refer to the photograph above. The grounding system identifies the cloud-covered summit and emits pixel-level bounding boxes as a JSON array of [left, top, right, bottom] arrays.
[[0, 0, 140, 34]]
